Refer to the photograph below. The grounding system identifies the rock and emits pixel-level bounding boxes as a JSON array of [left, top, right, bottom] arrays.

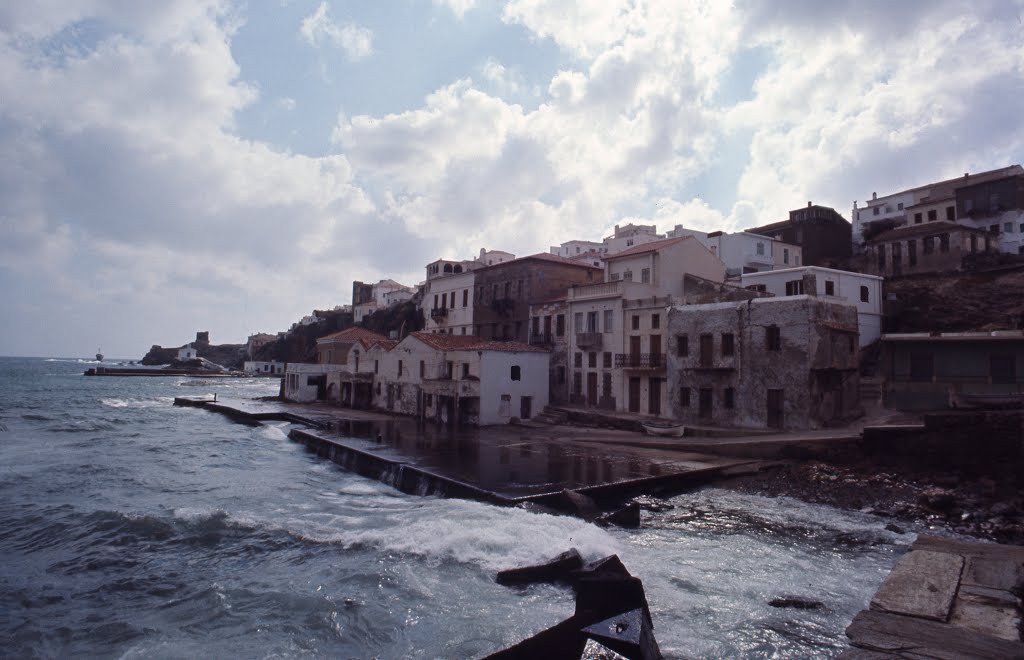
[[496, 548, 584, 586], [597, 503, 641, 529], [572, 555, 632, 582], [558, 489, 601, 519], [918, 487, 957, 513], [990, 502, 1017, 517], [575, 574, 652, 628], [581, 608, 661, 660], [769, 596, 825, 610], [884, 523, 905, 534]]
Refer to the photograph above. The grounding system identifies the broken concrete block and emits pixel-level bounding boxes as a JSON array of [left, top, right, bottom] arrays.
[[496, 548, 584, 586], [581, 608, 662, 660]]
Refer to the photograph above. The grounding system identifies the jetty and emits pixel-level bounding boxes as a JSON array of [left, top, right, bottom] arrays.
[[844, 534, 1024, 658], [85, 367, 233, 377], [172, 396, 772, 507]]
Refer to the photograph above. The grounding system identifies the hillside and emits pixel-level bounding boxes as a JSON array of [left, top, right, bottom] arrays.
[[885, 266, 1024, 333]]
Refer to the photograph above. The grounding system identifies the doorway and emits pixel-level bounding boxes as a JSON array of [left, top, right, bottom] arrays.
[[767, 389, 784, 429], [628, 377, 641, 413], [648, 378, 662, 416], [698, 387, 712, 419], [586, 372, 598, 406], [520, 396, 532, 419]]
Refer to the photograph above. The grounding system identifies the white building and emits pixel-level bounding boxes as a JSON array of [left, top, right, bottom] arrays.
[[550, 239, 606, 258], [566, 235, 727, 417], [352, 279, 415, 324], [602, 223, 664, 253], [741, 266, 884, 347], [423, 269, 476, 335], [371, 332, 549, 426], [177, 344, 198, 360], [283, 363, 329, 403], [666, 225, 802, 276], [243, 360, 285, 375]]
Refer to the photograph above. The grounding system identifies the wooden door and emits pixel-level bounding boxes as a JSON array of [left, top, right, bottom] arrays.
[[520, 396, 532, 419], [767, 389, 784, 429], [650, 335, 662, 367], [648, 378, 662, 416], [586, 372, 598, 406], [629, 336, 641, 367], [628, 377, 641, 413]]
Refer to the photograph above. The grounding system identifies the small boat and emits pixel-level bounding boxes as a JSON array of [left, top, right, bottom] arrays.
[[95, 349, 104, 362], [641, 421, 686, 437]]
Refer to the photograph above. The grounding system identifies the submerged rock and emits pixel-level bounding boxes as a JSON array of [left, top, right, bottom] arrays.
[[495, 548, 584, 586], [769, 595, 825, 610], [597, 502, 641, 529]]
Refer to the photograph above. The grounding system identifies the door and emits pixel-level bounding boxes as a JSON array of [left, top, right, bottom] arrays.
[[628, 377, 641, 413], [629, 336, 641, 367], [767, 389, 784, 429], [650, 335, 662, 367], [586, 372, 598, 406], [698, 387, 712, 419], [699, 334, 713, 368], [520, 396, 532, 419], [648, 378, 662, 416]]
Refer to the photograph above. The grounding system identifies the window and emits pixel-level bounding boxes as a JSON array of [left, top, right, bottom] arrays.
[[756, 242, 764, 255], [419, 360, 425, 378], [946, 206, 955, 221], [766, 325, 781, 351], [990, 224, 1000, 235], [463, 289, 468, 306], [574, 312, 584, 332], [641, 268, 650, 283], [603, 309, 613, 333], [602, 373, 612, 398], [572, 371, 582, 395], [462, 363, 470, 378], [307, 376, 319, 386], [586, 311, 599, 332], [574, 352, 583, 368], [679, 386, 691, 407], [699, 333, 713, 368], [511, 365, 521, 381], [909, 353, 933, 382], [939, 233, 950, 252], [676, 335, 689, 357], [433, 294, 439, 309], [397, 360, 403, 376], [623, 270, 633, 281], [785, 279, 804, 296], [927, 209, 937, 221], [1005, 222, 1014, 233], [632, 315, 640, 330], [914, 212, 922, 224], [532, 316, 540, 337], [873, 207, 880, 216], [444, 361, 453, 379], [603, 352, 612, 368], [374, 360, 379, 374], [724, 387, 735, 409], [965, 199, 974, 213], [783, 248, 790, 264], [461, 327, 467, 335], [877, 246, 886, 269], [441, 292, 447, 309], [923, 236, 934, 254], [989, 193, 1000, 211], [824, 280, 835, 296], [588, 352, 597, 368], [651, 313, 660, 329], [721, 333, 734, 356], [556, 314, 565, 336], [860, 286, 869, 303], [897, 202, 904, 211]]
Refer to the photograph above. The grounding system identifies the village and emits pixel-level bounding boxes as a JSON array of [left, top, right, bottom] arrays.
[[233, 164, 1024, 434]]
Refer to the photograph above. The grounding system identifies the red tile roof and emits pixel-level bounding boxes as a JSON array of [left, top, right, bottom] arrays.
[[408, 331, 548, 353], [316, 326, 390, 348], [604, 236, 690, 260]]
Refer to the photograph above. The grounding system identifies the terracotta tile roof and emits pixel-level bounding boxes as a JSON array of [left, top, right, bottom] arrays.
[[604, 236, 689, 260], [366, 339, 398, 350], [409, 331, 548, 353], [316, 326, 390, 348], [869, 220, 989, 243]]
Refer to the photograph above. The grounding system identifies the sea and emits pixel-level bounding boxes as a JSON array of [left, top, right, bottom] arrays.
[[0, 356, 910, 658]]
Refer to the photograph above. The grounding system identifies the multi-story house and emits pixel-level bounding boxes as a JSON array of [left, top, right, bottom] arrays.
[[566, 236, 726, 417], [741, 266, 884, 347], [352, 279, 415, 324], [666, 225, 802, 277], [864, 221, 995, 278], [472, 254, 602, 343], [527, 296, 570, 404], [852, 165, 1024, 254], [747, 203, 852, 267], [668, 297, 860, 430]]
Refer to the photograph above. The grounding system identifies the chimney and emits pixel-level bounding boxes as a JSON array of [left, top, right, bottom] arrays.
[[807, 201, 812, 207], [872, 192, 877, 200], [964, 172, 969, 178]]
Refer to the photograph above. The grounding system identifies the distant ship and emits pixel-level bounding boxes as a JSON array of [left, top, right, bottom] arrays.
[[95, 349, 104, 362]]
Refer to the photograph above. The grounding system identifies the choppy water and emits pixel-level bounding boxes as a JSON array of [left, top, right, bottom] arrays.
[[0, 357, 907, 658]]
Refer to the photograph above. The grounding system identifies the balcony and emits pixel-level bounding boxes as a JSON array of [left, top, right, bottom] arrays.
[[614, 353, 666, 370], [568, 281, 624, 300], [576, 332, 603, 349], [529, 333, 554, 347], [430, 307, 449, 320]]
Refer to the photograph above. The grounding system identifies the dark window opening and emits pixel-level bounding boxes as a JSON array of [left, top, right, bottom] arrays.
[[676, 335, 689, 357], [860, 286, 869, 303], [724, 387, 735, 409], [824, 280, 835, 296], [679, 386, 691, 407], [927, 209, 937, 221], [651, 313, 660, 329], [721, 333, 734, 357], [766, 325, 781, 351], [511, 365, 521, 381]]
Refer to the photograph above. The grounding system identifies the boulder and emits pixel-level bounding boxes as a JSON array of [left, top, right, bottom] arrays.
[[918, 487, 957, 513], [597, 502, 641, 529], [496, 548, 584, 586], [558, 489, 601, 519]]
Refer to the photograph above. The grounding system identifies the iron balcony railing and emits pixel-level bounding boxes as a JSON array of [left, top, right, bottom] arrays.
[[614, 353, 666, 369], [430, 307, 449, 320], [529, 333, 554, 346]]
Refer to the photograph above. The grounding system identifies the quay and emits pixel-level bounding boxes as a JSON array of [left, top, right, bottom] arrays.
[[86, 367, 233, 377], [172, 396, 772, 507], [844, 534, 1024, 658]]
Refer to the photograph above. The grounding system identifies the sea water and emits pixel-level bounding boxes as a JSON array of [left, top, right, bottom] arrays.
[[0, 357, 906, 658]]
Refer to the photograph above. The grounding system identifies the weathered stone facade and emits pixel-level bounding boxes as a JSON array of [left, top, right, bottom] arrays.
[[667, 297, 860, 430]]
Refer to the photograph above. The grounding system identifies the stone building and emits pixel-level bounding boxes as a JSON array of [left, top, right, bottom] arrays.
[[747, 203, 852, 267], [864, 221, 994, 278], [527, 296, 570, 404], [667, 297, 860, 430], [472, 253, 602, 343]]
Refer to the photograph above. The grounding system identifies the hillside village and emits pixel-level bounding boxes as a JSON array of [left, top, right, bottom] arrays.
[[238, 164, 1024, 430]]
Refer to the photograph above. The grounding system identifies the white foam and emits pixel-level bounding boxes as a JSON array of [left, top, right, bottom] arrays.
[[100, 397, 174, 409]]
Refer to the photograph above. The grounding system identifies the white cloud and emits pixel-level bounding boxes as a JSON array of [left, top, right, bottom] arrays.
[[433, 0, 477, 19], [299, 2, 372, 60]]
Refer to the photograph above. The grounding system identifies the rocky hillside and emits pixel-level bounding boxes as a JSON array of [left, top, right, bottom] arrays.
[[885, 265, 1024, 333], [141, 331, 245, 370]]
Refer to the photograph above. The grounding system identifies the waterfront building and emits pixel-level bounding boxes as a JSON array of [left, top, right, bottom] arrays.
[[243, 360, 285, 375], [740, 266, 884, 347], [668, 297, 861, 430]]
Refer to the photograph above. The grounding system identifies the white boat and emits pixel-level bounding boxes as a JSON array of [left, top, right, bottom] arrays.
[[95, 348, 104, 362], [641, 421, 686, 437]]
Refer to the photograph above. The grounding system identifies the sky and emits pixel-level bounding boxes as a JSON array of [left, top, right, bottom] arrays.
[[1, 1, 1023, 358]]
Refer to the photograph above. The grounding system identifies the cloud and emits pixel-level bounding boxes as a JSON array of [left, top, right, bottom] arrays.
[[299, 2, 372, 60], [434, 0, 477, 19]]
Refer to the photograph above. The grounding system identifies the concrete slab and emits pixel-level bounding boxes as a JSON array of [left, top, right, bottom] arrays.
[[950, 586, 1022, 642], [846, 610, 1024, 659], [963, 556, 1024, 591], [870, 550, 963, 622]]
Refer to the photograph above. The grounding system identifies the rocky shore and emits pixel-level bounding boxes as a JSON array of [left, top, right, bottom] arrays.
[[718, 459, 1024, 545]]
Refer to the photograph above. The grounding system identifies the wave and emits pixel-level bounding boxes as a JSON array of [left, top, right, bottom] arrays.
[[99, 397, 174, 409]]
